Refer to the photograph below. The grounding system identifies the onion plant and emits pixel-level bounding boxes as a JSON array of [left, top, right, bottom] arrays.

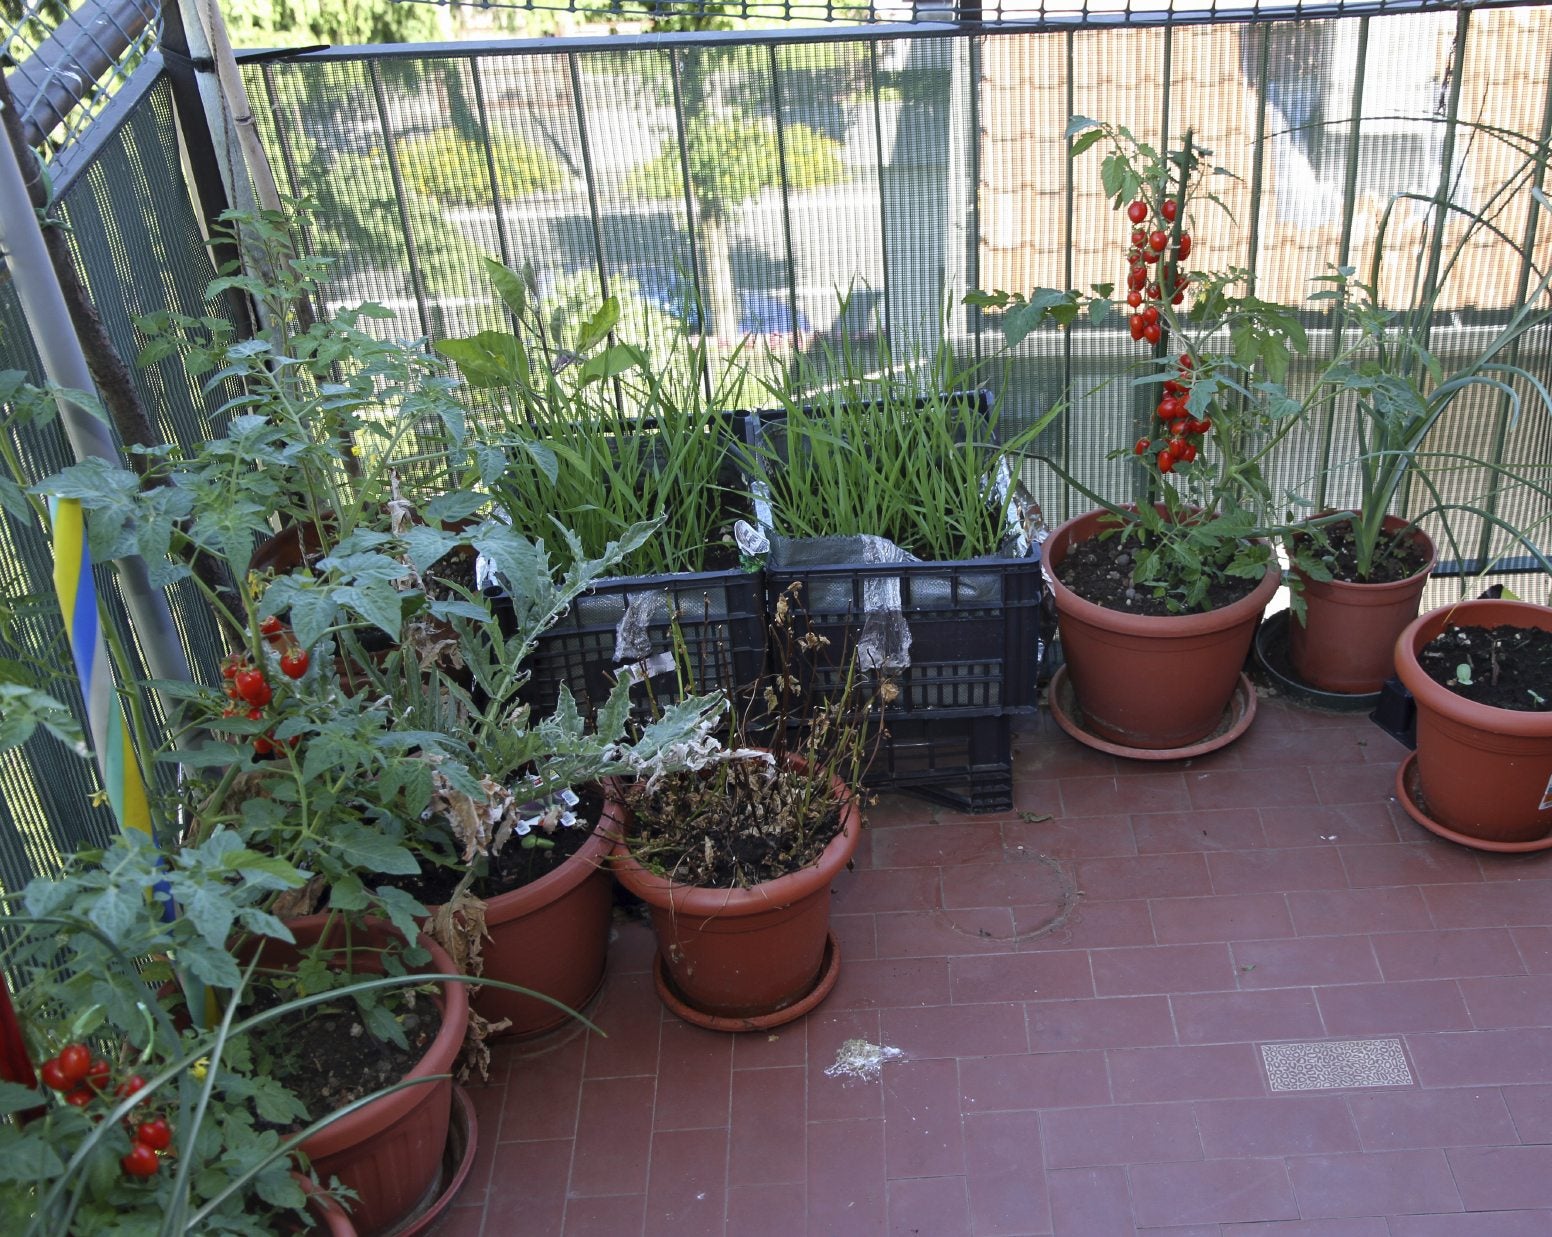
[[436, 260, 747, 579], [740, 327, 1054, 562]]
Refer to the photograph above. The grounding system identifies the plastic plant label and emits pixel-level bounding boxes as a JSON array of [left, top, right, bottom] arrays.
[[1540, 770, 1552, 813]]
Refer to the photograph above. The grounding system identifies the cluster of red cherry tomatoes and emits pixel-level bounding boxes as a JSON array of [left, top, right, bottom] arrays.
[[220, 616, 310, 756], [1123, 197, 1191, 345], [38, 1043, 168, 1177], [1133, 354, 1214, 474]]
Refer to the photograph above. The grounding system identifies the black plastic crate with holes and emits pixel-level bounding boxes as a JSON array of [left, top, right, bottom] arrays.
[[862, 713, 1015, 814], [765, 553, 1044, 716], [494, 567, 768, 720]]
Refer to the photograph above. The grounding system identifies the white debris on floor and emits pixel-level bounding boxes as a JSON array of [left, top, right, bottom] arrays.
[[824, 1038, 905, 1082]]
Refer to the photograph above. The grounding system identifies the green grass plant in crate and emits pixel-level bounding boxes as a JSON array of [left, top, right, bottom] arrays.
[[435, 260, 767, 719]]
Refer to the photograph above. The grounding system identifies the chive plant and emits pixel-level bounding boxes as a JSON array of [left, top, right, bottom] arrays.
[[742, 332, 1050, 562], [437, 262, 751, 579]]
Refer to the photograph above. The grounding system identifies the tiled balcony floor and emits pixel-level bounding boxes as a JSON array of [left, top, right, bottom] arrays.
[[438, 696, 1552, 1236]]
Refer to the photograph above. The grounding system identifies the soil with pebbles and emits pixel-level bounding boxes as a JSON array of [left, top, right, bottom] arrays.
[[1415, 623, 1552, 712], [1056, 534, 1260, 616]]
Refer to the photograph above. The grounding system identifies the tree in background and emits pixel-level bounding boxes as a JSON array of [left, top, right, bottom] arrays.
[[220, 0, 450, 48]]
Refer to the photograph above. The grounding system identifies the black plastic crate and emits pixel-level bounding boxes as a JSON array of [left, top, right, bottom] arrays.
[[863, 713, 1014, 813], [497, 568, 768, 720], [767, 554, 1044, 715]]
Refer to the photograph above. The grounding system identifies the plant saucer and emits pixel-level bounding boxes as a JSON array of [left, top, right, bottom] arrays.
[[1253, 610, 1382, 712], [1048, 666, 1257, 761], [1394, 752, 1552, 854], [653, 931, 842, 1033]]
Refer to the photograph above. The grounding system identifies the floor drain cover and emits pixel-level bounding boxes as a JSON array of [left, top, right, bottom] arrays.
[[1261, 1038, 1413, 1091]]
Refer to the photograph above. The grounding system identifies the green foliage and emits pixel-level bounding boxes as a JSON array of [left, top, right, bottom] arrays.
[[627, 116, 844, 222], [740, 327, 1057, 562], [397, 129, 569, 205], [219, 0, 447, 49]]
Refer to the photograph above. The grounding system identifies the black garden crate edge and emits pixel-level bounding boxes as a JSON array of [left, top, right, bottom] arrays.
[[863, 712, 1015, 814], [492, 566, 768, 720]]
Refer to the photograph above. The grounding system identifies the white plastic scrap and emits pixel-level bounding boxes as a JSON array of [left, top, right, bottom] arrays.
[[824, 1038, 905, 1083]]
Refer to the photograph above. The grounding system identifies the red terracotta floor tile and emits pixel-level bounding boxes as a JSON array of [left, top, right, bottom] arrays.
[[951, 950, 1094, 1004], [807, 1118, 887, 1236], [1346, 1086, 1517, 1150], [1089, 942, 1237, 996], [1015, 898, 1156, 951], [963, 1109, 1051, 1235], [1128, 1157, 1297, 1227], [1131, 807, 1265, 853], [729, 1066, 806, 1185], [1171, 988, 1325, 1045], [883, 1057, 966, 1179], [1206, 845, 1350, 895], [1284, 1149, 1463, 1218], [1446, 1145, 1552, 1210], [1502, 1082, 1552, 1142], [569, 1075, 656, 1196], [468, 701, 1552, 1235], [562, 1194, 647, 1236], [1045, 1166, 1136, 1237], [1027, 994, 1177, 1052], [1371, 927, 1525, 982], [724, 1182, 807, 1237], [1106, 1043, 1268, 1103], [958, 1049, 1111, 1113], [1151, 891, 1296, 944], [1285, 886, 1434, 936], [432, 1204, 486, 1237], [1313, 978, 1472, 1036], [1041, 1101, 1202, 1169], [1193, 1094, 1360, 1157], [886, 1176, 972, 1237], [652, 1021, 732, 1131], [643, 1126, 728, 1237]]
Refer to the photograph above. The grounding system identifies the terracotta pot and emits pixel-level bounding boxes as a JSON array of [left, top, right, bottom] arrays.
[[472, 804, 622, 1038], [1045, 508, 1280, 750], [1289, 514, 1437, 694], [1394, 599, 1552, 844], [248, 915, 469, 1237], [608, 765, 860, 1023]]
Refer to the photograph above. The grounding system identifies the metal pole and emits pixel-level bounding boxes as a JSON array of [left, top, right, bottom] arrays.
[[0, 104, 193, 692]]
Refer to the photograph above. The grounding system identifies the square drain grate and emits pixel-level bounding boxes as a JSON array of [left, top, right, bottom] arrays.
[[1260, 1038, 1413, 1092]]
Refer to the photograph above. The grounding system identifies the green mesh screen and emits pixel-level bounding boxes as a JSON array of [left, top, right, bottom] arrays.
[[0, 72, 229, 892]]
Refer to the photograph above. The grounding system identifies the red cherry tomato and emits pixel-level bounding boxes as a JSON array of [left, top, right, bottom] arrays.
[[1197, 417, 1213, 434], [1134, 438, 1150, 455], [1142, 306, 1160, 326], [56, 1044, 90, 1087], [260, 616, 283, 637], [115, 1075, 146, 1099], [1157, 451, 1175, 474], [234, 670, 271, 708], [1158, 397, 1181, 420], [1162, 199, 1179, 222], [1147, 284, 1161, 300], [40, 1059, 70, 1092], [135, 1118, 173, 1151], [84, 1059, 111, 1092], [121, 1143, 161, 1178], [1142, 249, 1159, 264], [1169, 418, 1188, 437], [1180, 442, 1198, 463], [1130, 229, 1146, 247], [1177, 233, 1193, 259], [252, 736, 276, 758], [1127, 200, 1148, 224], [1129, 315, 1145, 341], [1168, 437, 1187, 459], [279, 649, 309, 679], [1179, 354, 1194, 370], [1143, 322, 1162, 345], [1172, 290, 1186, 305], [1126, 290, 1142, 308], [1149, 229, 1167, 252], [64, 1087, 94, 1108], [1127, 268, 1147, 292]]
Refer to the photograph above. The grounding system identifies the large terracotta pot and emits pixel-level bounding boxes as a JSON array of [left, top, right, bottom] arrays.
[[609, 766, 860, 1024], [474, 803, 623, 1037], [1289, 514, 1437, 694], [1394, 599, 1552, 844], [1045, 508, 1280, 750], [251, 916, 469, 1237]]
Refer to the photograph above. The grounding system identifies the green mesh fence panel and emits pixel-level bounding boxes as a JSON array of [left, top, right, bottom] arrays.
[[0, 72, 229, 893]]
